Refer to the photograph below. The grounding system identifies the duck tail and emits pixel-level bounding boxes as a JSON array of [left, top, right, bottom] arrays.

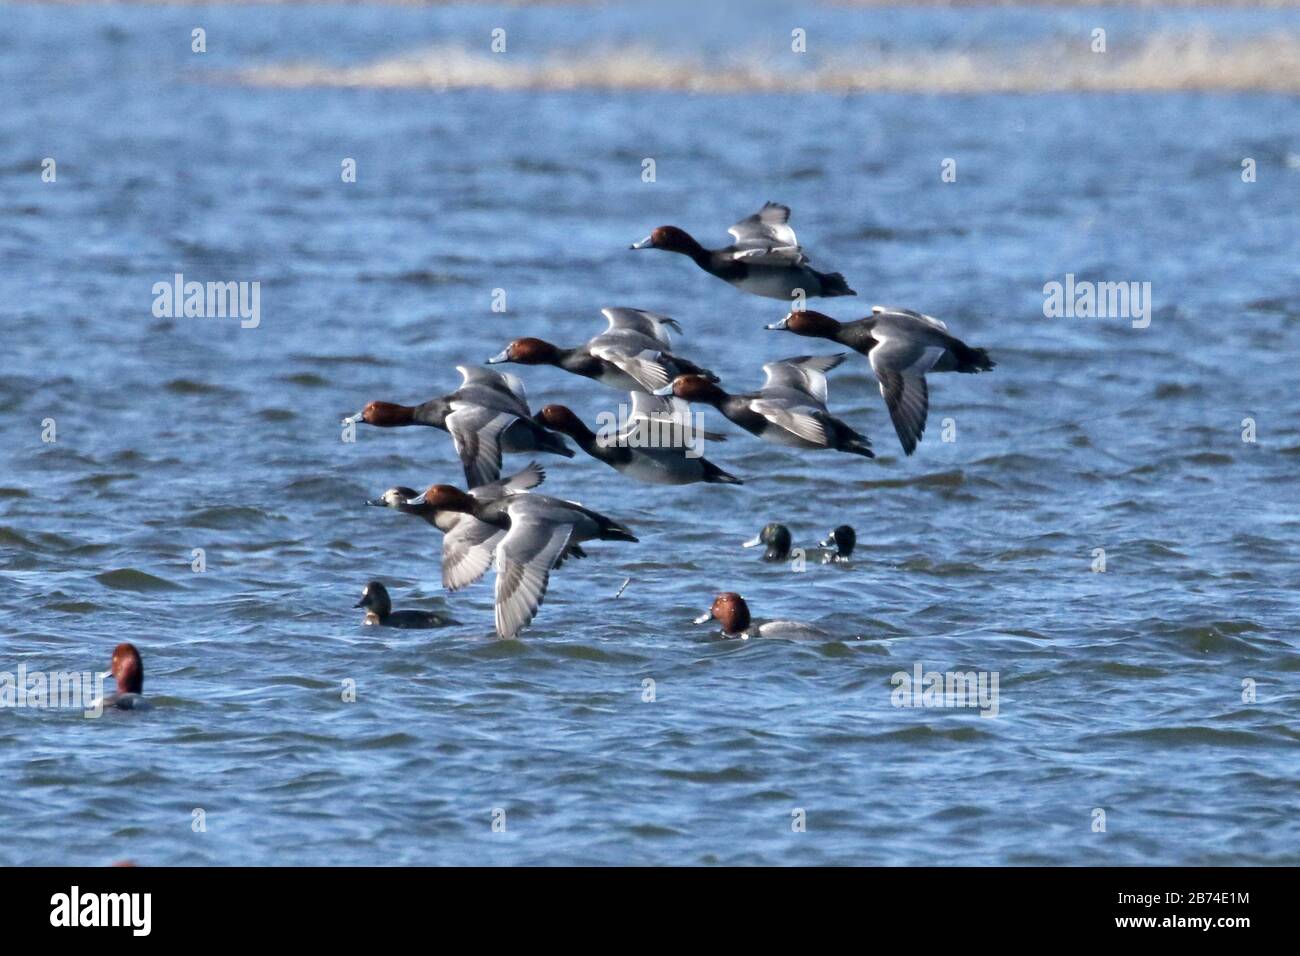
[[597, 517, 639, 543], [539, 429, 577, 457], [839, 427, 876, 459], [817, 271, 857, 297], [953, 341, 996, 373], [702, 460, 744, 485]]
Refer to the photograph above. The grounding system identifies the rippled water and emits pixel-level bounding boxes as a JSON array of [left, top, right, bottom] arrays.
[[2, 4, 1298, 866]]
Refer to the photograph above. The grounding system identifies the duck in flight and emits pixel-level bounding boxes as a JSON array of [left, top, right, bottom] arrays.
[[533, 392, 742, 486], [404, 484, 637, 639], [656, 354, 874, 459], [367, 462, 588, 591], [631, 202, 855, 300], [766, 307, 994, 456], [343, 365, 573, 487], [488, 307, 717, 394]]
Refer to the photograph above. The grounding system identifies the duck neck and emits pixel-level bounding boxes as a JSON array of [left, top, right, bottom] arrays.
[[566, 421, 606, 456], [681, 236, 712, 267], [412, 399, 450, 427]]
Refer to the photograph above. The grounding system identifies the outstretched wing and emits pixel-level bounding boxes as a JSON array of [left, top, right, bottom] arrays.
[[618, 391, 714, 447], [441, 517, 503, 592], [728, 202, 799, 248], [587, 342, 673, 392], [471, 461, 545, 498], [869, 339, 945, 455], [760, 353, 846, 405], [445, 406, 515, 488], [456, 365, 531, 417], [870, 305, 948, 332], [748, 398, 830, 447], [492, 511, 574, 639], [601, 308, 681, 349], [726, 202, 806, 265]]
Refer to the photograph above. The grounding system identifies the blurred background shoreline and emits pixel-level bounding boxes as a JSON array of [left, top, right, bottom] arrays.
[[18, 0, 1295, 92]]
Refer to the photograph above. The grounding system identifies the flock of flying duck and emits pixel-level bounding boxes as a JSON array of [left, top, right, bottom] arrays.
[[348, 203, 995, 640]]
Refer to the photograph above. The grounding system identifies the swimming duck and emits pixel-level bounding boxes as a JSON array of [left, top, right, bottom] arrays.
[[103, 643, 149, 711], [741, 522, 845, 564], [533, 394, 742, 486], [343, 365, 573, 487], [405, 484, 637, 639], [631, 202, 855, 300], [766, 307, 995, 455], [820, 524, 857, 563], [367, 462, 587, 589], [487, 307, 717, 393], [741, 522, 794, 561], [692, 592, 828, 640], [656, 354, 873, 459], [354, 581, 449, 629]]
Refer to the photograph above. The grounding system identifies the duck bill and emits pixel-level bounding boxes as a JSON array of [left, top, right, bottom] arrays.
[[692, 610, 713, 625], [365, 497, 387, 507], [819, 536, 832, 548], [651, 384, 674, 397], [630, 235, 655, 250], [764, 316, 790, 331], [342, 410, 365, 424], [741, 534, 762, 548], [486, 349, 510, 364], [353, 598, 367, 608]]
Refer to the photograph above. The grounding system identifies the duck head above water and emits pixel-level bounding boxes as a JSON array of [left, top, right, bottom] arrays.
[[354, 580, 392, 619], [821, 524, 856, 558], [111, 642, 144, 695], [488, 338, 562, 366], [343, 400, 416, 427], [743, 522, 792, 562], [692, 592, 752, 636], [765, 310, 842, 338]]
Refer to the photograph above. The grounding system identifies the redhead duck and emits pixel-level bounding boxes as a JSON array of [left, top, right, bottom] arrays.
[[692, 592, 828, 640], [767, 307, 995, 455], [533, 395, 742, 486], [103, 643, 149, 711], [631, 202, 855, 300], [344, 366, 573, 487], [367, 462, 588, 589], [405, 484, 637, 638], [820, 524, 857, 563], [656, 354, 874, 459], [487, 307, 717, 394], [354, 581, 449, 629]]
